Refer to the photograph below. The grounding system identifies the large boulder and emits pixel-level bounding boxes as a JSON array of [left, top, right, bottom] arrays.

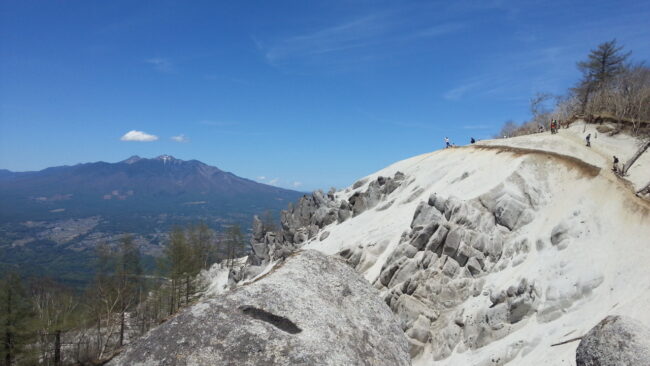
[[110, 250, 410, 366], [576, 315, 650, 366]]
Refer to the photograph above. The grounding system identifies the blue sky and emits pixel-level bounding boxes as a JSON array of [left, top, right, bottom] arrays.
[[1, 0, 649, 191]]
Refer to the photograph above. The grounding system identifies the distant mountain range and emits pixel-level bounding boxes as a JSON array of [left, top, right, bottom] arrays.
[[0, 155, 304, 284], [0, 155, 302, 222]]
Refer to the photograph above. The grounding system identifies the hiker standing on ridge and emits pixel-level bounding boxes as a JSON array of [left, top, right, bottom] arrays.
[[613, 156, 620, 174], [585, 133, 591, 147], [470, 137, 476, 144], [445, 137, 451, 148]]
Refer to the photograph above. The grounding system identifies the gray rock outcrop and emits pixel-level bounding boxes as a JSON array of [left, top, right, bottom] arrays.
[[362, 170, 545, 360], [234, 166, 556, 362], [576, 315, 650, 366], [238, 172, 406, 282], [110, 250, 410, 366]]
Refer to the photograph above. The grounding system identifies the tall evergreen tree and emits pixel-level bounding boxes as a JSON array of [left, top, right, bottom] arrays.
[[0, 273, 34, 366], [578, 39, 631, 86], [162, 227, 190, 314], [188, 222, 215, 271], [118, 235, 143, 295], [575, 39, 631, 112]]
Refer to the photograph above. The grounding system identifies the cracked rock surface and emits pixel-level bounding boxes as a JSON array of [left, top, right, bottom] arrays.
[[109, 250, 410, 366], [576, 315, 650, 366]]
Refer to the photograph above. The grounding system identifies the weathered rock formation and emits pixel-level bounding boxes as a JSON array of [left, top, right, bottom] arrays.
[[336, 171, 548, 360], [576, 315, 650, 366], [224, 137, 650, 365], [110, 250, 410, 366], [237, 168, 572, 362], [237, 172, 406, 281]]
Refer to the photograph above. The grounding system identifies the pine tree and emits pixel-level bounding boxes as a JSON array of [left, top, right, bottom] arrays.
[[188, 222, 215, 271], [575, 39, 631, 113], [578, 39, 631, 86], [0, 272, 34, 366], [162, 227, 189, 314]]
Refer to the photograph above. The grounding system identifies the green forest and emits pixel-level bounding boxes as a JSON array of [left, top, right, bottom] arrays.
[[0, 222, 246, 365]]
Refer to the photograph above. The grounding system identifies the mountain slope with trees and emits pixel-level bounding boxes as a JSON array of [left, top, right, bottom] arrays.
[[0, 155, 302, 286]]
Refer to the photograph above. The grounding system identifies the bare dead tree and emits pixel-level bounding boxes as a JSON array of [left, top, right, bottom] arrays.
[[621, 140, 650, 176]]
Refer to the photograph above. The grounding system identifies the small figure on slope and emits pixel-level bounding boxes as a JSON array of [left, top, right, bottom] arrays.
[[585, 133, 591, 147], [613, 156, 620, 174], [445, 137, 451, 148], [470, 137, 476, 144]]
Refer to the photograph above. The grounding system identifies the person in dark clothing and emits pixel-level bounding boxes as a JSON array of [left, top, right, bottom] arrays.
[[613, 156, 620, 173], [445, 137, 451, 148], [585, 133, 591, 147], [470, 137, 476, 144]]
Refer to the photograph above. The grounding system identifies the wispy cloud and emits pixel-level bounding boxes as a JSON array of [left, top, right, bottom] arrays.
[[145, 58, 173, 73], [259, 15, 385, 66], [462, 124, 491, 130], [203, 74, 252, 85], [258, 176, 298, 188], [443, 43, 584, 102], [401, 22, 466, 41], [256, 13, 465, 69], [392, 121, 445, 131], [443, 81, 483, 101], [171, 134, 189, 143], [199, 120, 238, 127], [120, 130, 158, 142]]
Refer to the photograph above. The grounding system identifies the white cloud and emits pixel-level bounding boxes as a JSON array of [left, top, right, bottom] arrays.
[[292, 181, 303, 188], [171, 134, 189, 143], [257, 176, 266, 181], [145, 58, 173, 73], [120, 130, 158, 142], [268, 178, 280, 185]]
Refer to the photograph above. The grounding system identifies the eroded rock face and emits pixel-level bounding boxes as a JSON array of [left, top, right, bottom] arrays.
[[239, 172, 407, 282], [576, 315, 650, 366], [366, 171, 548, 360], [236, 165, 596, 363], [110, 250, 410, 366]]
